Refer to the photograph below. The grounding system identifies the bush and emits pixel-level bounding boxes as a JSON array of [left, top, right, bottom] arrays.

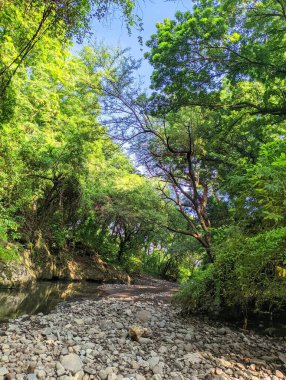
[[176, 227, 286, 317], [175, 264, 217, 312]]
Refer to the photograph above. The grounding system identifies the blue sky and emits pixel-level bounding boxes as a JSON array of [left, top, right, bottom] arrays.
[[78, 0, 192, 86]]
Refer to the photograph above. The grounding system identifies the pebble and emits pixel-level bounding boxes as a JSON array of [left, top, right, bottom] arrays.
[[61, 354, 83, 374], [0, 369, 8, 376], [0, 282, 284, 380]]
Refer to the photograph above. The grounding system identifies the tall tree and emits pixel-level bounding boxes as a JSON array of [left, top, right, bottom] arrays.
[[83, 47, 218, 261]]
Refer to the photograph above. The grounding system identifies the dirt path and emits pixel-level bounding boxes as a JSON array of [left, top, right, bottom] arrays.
[[98, 276, 178, 303]]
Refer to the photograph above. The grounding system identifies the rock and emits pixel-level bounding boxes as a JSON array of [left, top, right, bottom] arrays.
[[275, 370, 284, 379], [136, 311, 152, 324], [218, 358, 232, 368], [27, 375, 37, 380], [128, 325, 151, 342], [114, 322, 124, 329], [99, 367, 115, 380], [74, 319, 84, 325], [132, 361, 140, 370], [217, 328, 227, 335], [148, 357, 160, 369], [0, 369, 8, 377], [138, 337, 152, 344], [170, 372, 184, 380], [0, 282, 284, 380], [27, 363, 37, 374], [42, 327, 52, 336], [61, 353, 83, 374], [250, 359, 266, 367], [107, 374, 117, 380], [184, 343, 193, 352], [3, 375, 13, 380], [185, 333, 193, 341], [56, 362, 65, 376], [158, 346, 168, 354], [278, 352, 286, 365], [152, 363, 164, 375], [215, 368, 223, 375], [181, 352, 202, 364], [35, 369, 46, 379], [135, 375, 146, 380]]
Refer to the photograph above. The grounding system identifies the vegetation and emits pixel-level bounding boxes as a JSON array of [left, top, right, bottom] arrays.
[[0, 1, 171, 272], [0, 0, 286, 322], [145, 0, 286, 318]]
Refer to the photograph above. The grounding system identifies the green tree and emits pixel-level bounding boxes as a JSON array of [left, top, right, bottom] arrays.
[[0, 0, 137, 95], [146, 0, 286, 118], [144, 0, 286, 315]]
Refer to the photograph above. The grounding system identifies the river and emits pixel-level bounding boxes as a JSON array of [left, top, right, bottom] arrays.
[[0, 281, 103, 322]]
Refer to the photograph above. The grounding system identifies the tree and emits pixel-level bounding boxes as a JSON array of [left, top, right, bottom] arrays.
[[83, 47, 220, 261], [0, 31, 102, 249], [0, 0, 137, 95], [142, 0, 286, 315], [146, 0, 286, 119], [144, 0, 286, 233], [91, 172, 167, 263]]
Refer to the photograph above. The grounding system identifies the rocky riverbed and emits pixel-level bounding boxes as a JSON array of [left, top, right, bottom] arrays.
[[0, 281, 286, 380]]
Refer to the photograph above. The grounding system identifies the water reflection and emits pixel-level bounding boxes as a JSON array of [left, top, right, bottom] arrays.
[[0, 281, 103, 322]]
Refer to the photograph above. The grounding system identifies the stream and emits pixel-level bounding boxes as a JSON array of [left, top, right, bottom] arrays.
[[0, 281, 103, 322]]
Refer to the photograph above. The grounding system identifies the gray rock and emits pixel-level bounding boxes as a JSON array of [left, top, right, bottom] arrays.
[[136, 311, 152, 324], [99, 367, 115, 380], [148, 357, 160, 369], [35, 369, 46, 379], [61, 353, 83, 374], [27, 375, 37, 380], [0, 369, 8, 376]]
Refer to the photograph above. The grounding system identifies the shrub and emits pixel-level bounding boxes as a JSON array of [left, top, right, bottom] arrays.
[[176, 227, 286, 317]]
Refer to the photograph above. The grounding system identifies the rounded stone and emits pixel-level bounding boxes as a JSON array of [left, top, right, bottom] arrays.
[[60, 353, 83, 374]]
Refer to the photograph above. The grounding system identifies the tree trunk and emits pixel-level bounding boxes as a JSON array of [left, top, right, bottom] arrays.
[[204, 245, 213, 263], [117, 239, 125, 263]]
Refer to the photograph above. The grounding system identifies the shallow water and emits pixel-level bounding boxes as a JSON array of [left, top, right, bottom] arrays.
[[246, 316, 286, 337], [0, 281, 103, 322]]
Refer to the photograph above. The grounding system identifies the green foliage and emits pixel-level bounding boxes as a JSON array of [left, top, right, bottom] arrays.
[[0, 0, 138, 95], [146, 0, 286, 118], [142, 0, 286, 318], [1, 0, 286, 324], [231, 139, 286, 225], [0, 1, 171, 270], [0, 241, 20, 262], [175, 265, 216, 312], [142, 251, 169, 276], [177, 227, 286, 315]]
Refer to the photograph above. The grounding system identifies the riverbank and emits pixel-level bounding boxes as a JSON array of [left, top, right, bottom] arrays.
[[0, 282, 286, 380], [0, 246, 131, 288]]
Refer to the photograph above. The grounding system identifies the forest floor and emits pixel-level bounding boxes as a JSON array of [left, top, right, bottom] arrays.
[[0, 278, 286, 380]]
